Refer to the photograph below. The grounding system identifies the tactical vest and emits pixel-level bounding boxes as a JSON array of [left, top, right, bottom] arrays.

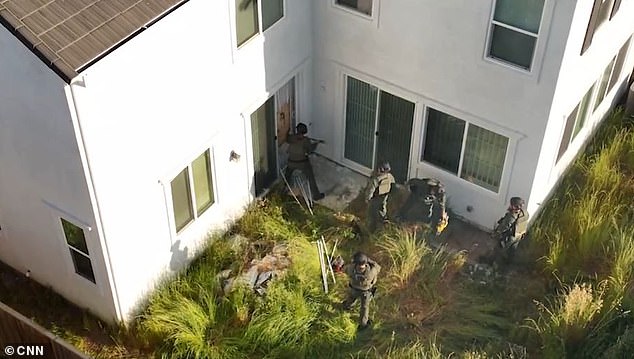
[[287, 135, 309, 162], [495, 209, 528, 239], [514, 210, 529, 238], [373, 173, 394, 197], [350, 264, 379, 291]]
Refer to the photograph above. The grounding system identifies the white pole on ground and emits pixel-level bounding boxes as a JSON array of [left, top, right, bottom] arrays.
[[297, 174, 314, 216], [321, 236, 336, 284], [330, 238, 339, 259], [280, 169, 304, 210], [316, 240, 328, 293]]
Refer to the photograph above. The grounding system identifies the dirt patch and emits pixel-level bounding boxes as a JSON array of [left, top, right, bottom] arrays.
[[344, 184, 497, 264]]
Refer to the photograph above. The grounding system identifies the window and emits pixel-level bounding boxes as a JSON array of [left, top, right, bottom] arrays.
[[593, 37, 631, 112], [335, 0, 373, 16], [557, 85, 595, 161], [594, 57, 616, 111], [422, 108, 509, 192], [581, 0, 620, 54], [235, 0, 284, 47], [607, 37, 632, 93], [488, 0, 545, 70], [171, 150, 215, 232], [61, 219, 95, 283]]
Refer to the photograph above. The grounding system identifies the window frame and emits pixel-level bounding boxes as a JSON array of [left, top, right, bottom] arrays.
[[485, 0, 547, 73], [333, 0, 375, 18], [581, 0, 619, 55], [419, 106, 511, 194], [234, 0, 286, 49], [165, 148, 218, 235], [556, 84, 599, 162], [59, 218, 96, 284]]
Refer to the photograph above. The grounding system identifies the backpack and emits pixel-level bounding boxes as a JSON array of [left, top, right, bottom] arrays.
[[494, 209, 528, 240]]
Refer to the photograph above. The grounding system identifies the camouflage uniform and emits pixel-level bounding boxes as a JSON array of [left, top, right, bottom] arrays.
[[493, 209, 528, 249], [366, 170, 395, 232], [342, 257, 381, 327], [398, 178, 447, 232], [492, 197, 529, 260], [285, 133, 322, 199]]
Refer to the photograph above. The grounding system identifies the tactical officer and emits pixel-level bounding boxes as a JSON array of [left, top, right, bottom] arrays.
[[342, 252, 381, 330], [492, 197, 529, 255], [366, 162, 395, 232], [397, 178, 448, 234], [285, 123, 325, 200]]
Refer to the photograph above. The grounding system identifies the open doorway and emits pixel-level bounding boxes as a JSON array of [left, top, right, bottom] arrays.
[[250, 77, 297, 196]]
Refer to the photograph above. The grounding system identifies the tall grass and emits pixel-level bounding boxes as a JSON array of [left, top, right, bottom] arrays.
[[353, 336, 445, 359], [531, 109, 634, 282], [418, 245, 466, 300], [141, 279, 245, 359], [527, 282, 608, 358], [376, 227, 429, 287], [526, 109, 634, 357], [137, 197, 368, 358]]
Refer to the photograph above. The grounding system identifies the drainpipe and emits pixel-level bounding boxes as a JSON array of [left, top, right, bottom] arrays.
[[67, 78, 124, 323]]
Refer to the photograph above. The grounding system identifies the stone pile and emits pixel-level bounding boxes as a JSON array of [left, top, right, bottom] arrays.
[[218, 238, 291, 296]]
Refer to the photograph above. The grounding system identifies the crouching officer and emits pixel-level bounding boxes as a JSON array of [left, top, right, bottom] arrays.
[[342, 252, 381, 330], [285, 123, 324, 200], [397, 178, 448, 235], [492, 197, 529, 258], [366, 162, 395, 232]]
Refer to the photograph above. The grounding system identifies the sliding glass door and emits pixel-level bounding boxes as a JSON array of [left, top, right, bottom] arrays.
[[344, 76, 414, 182]]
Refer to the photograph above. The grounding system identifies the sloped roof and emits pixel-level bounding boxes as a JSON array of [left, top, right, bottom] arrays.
[[0, 0, 187, 82]]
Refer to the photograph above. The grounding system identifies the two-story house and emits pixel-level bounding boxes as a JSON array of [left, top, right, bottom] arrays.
[[0, 0, 632, 323]]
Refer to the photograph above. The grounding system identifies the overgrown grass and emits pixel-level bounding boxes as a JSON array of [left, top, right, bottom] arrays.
[[531, 109, 634, 282], [376, 227, 429, 287], [527, 109, 634, 357]]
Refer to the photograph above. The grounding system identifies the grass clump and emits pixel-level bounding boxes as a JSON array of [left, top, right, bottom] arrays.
[[376, 227, 429, 287], [527, 282, 607, 358]]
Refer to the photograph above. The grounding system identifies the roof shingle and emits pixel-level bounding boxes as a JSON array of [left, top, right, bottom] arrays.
[[0, 0, 186, 82]]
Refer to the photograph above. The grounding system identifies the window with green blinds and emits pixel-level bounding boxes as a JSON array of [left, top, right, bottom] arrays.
[[344, 77, 378, 169], [461, 125, 509, 192], [422, 108, 509, 192]]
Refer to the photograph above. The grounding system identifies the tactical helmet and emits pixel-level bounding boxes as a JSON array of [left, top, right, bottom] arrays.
[[296, 123, 308, 134], [378, 162, 391, 173], [510, 197, 525, 209], [352, 251, 368, 265]]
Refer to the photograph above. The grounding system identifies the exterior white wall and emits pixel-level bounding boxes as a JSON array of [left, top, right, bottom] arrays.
[[0, 26, 116, 320], [311, 0, 573, 228], [70, 0, 313, 320], [529, 0, 634, 215]]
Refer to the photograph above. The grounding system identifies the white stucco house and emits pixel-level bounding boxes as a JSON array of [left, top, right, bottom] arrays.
[[0, 0, 633, 324]]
